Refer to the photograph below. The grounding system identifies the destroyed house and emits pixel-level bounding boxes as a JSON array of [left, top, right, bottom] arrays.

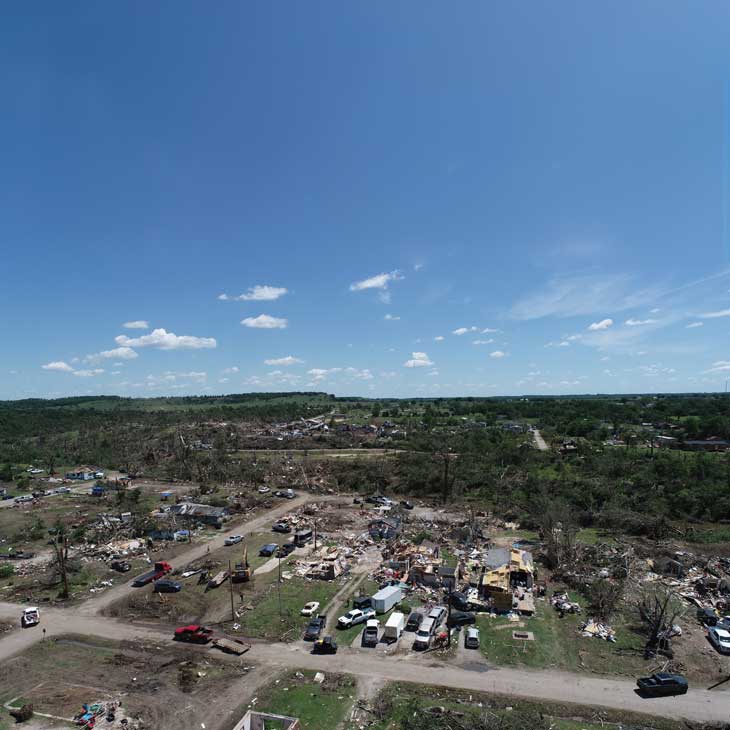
[[233, 711, 300, 730], [65, 468, 96, 481], [369, 516, 401, 540], [479, 548, 534, 611], [168, 502, 229, 526]]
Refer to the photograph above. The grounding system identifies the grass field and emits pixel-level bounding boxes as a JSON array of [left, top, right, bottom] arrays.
[[254, 670, 356, 730]]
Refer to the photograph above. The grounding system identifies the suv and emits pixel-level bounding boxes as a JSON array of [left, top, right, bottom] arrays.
[[338, 608, 375, 629], [447, 610, 475, 628], [276, 543, 296, 558], [224, 535, 243, 546], [428, 606, 447, 626], [362, 619, 380, 647], [304, 616, 326, 641], [272, 522, 291, 533], [465, 627, 480, 649], [259, 543, 278, 557], [709, 627, 730, 654], [406, 611, 424, 632], [413, 617, 435, 650]]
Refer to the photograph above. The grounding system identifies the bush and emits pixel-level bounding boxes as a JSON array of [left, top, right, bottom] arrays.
[[0, 564, 14, 579]]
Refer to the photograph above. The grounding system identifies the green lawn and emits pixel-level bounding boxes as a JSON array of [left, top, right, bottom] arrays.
[[255, 671, 356, 730], [477, 593, 646, 676], [575, 528, 616, 545]]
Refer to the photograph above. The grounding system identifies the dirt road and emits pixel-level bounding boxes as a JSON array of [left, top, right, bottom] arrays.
[[0, 601, 728, 723], [532, 429, 548, 451]]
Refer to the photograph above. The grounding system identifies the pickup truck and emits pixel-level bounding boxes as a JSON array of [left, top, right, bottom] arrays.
[[337, 608, 375, 629], [174, 625, 214, 644], [132, 560, 173, 587]]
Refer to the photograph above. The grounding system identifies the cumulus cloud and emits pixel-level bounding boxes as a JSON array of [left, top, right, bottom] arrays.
[[116, 328, 217, 350], [87, 346, 138, 362], [349, 270, 403, 292], [241, 314, 288, 329], [72, 368, 104, 377], [472, 339, 494, 345], [219, 285, 288, 302], [452, 326, 478, 336], [490, 350, 506, 358], [704, 360, 730, 373], [343, 367, 374, 380], [222, 366, 239, 374], [625, 318, 657, 326], [307, 367, 342, 382], [434, 335, 445, 341], [701, 308, 730, 318], [686, 321, 704, 329], [42, 361, 74, 372], [384, 314, 400, 321], [588, 318, 613, 331], [264, 355, 303, 366], [403, 352, 434, 368], [123, 320, 149, 329]]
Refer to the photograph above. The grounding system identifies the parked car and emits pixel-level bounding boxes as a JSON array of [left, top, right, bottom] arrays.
[[405, 611, 424, 632], [399, 500, 414, 510], [365, 495, 381, 504], [301, 601, 320, 617], [21, 607, 40, 628], [312, 636, 338, 654], [636, 673, 688, 697], [413, 618, 436, 650], [224, 534, 243, 546], [362, 619, 380, 647], [272, 522, 291, 533], [110, 560, 131, 573], [257, 486, 271, 494], [274, 489, 296, 499], [353, 595, 373, 610], [174, 625, 214, 644], [708, 627, 730, 654], [154, 579, 182, 593], [304, 616, 327, 641], [428, 606, 447, 626], [449, 591, 471, 612], [447, 611, 476, 628], [353, 497, 362, 504], [57, 486, 71, 494], [259, 543, 278, 557], [276, 543, 296, 558], [464, 627, 480, 649], [338, 608, 375, 629], [15, 495, 34, 503]]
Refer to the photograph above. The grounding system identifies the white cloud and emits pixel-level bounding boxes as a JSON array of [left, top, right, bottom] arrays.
[[384, 314, 400, 321], [42, 361, 74, 372], [123, 320, 149, 329], [241, 314, 288, 329], [625, 318, 657, 326], [403, 352, 434, 368], [564, 334, 582, 342], [472, 339, 494, 345], [72, 368, 104, 377], [307, 367, 342, 382], [264, 356, 303, 366], [434, 335, 445, 342], [650, 308, 661, 314], [222, 366, 239, 374], [350, 270, 403, 292], [452, 326, 479, 336], [588, 318, 613, 331], [218, 378, 229, 384], [482, 327, 499, 333], [700, 308, 730, 319], [110, 371, 121, 376], [219, 285, 288, 302], [704, 360, 730, 373], [116, 328, 217, 350], [89, 346, 138, 361], [490, 350, 506, 359], [686, 321, 704, 329], [343, 367, 374, 380]]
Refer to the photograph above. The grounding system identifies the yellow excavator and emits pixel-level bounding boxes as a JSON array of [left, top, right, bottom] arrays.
[[231, 545, 252, 583]]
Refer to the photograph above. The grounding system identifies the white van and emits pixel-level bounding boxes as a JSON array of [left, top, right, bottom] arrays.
[[413, 617, 435, 650]]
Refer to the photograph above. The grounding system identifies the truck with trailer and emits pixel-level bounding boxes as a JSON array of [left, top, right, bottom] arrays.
[[372, 584, 402, 614], [383, 611, 406, 642], [132, 560, 172, 587]]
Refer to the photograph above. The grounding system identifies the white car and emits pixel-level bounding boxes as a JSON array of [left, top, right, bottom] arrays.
[[337, 608, 375, 628], [301, 601, 321, 617], [224, 535, 243, 546], [709, 627, 730, 654], [258, 486, 271, 494]]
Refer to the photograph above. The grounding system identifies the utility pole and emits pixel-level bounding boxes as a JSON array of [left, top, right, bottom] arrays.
[[228, 560, 235, 624], [277, 539, 282, 619], [446, 591, 452, 648]]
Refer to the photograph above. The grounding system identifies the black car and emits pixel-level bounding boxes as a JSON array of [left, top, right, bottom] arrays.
[[276, 543, 296, 558], [312, 636, 338, 654], [636, 673, 688, 697], [154, 579, 182, 593], [304, 616, 326, 641], [365, 495, 381, 504], [111, 560, 131, 573], [446, 610, 476, 628], [400, 500, 414, 510], [449, 591, 471, 611], [405, 611, 424, 632], [697, 607, 718, 626], [259, 543, 278, 557], [272, 522, 291, 533], [353, 595, 373, 610]]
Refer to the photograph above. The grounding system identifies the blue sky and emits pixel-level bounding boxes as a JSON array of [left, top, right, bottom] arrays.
[[3, 1, 730, 399]]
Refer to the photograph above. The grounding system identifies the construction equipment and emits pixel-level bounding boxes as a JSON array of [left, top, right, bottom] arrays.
[[231, 545, 252, 583]]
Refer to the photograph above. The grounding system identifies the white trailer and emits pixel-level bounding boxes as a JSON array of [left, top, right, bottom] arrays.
[[372, 585, 402, 614], [383, 611, 405, 641]]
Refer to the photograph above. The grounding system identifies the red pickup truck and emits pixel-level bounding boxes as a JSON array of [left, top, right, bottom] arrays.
[[132, 560, 172, 587]]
